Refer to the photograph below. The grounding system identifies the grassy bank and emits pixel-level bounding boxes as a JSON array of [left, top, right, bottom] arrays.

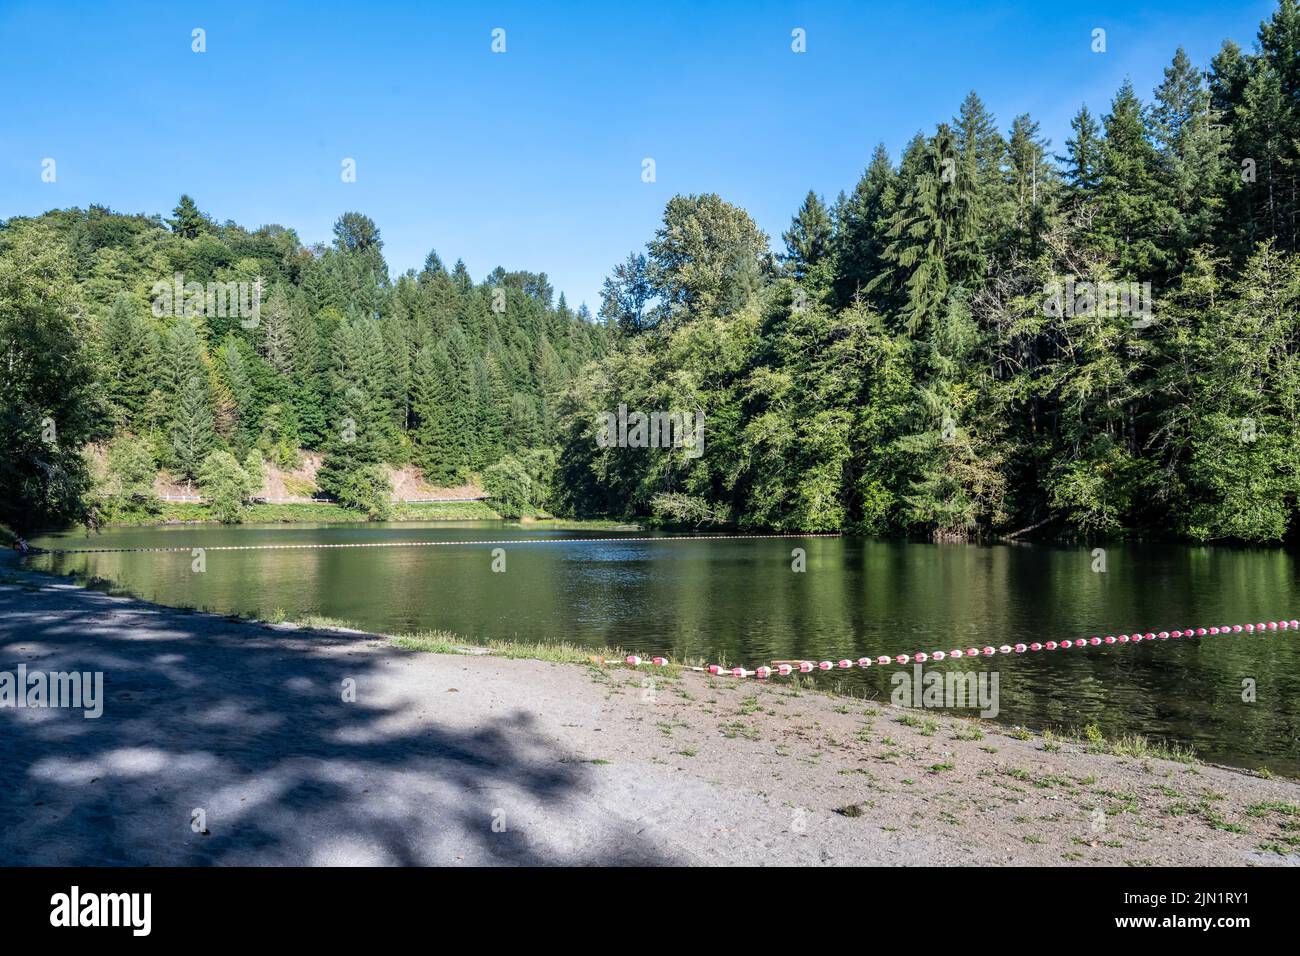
[[103, 499, 504, 526]]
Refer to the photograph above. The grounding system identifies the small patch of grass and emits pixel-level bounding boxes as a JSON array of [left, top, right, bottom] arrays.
[[391, 630, 665, 669], [898, 713, 939, 736], [1080, 726, 1197, 764], [1202, 810, 1248, 834], [719, 722, 760, 741], [1246, 801, 1300, 818], [1036, 773, 1073, 790]]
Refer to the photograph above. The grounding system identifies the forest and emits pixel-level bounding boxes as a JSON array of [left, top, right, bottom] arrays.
[[560, 1, 1300, 543], [0, 200, 609, 529], [3, 0, 1300, 543]]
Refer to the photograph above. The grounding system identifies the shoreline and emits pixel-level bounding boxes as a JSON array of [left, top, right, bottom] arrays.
[[2, 555, 1299, 866]]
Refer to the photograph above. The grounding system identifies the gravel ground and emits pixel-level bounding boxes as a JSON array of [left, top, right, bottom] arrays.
[[2, 563, 1299, 866]]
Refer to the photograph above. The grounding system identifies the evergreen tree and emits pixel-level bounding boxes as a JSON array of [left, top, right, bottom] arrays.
[[411, 344, 469, 483], [167, 194, 211, 239], [832, 144, 897, 307], [1097, 80, 1174, 279], [1061, 105, 1104, 194], [1152, 47, 1232, 257], [103, 295, 158, 427], [259, 285, 294, 374], [874, 127, 975, 333], [170, 373, 216, 482], [160, 319, 215, 480], [780, 190, 834, 289]]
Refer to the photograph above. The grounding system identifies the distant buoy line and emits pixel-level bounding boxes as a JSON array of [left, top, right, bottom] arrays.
[[31, 531, 842, 556]]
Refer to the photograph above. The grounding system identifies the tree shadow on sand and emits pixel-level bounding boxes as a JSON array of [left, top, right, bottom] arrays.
[[0, 580, 676, 866]]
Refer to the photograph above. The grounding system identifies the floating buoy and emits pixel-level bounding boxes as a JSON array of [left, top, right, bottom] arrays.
[[618, 615, 1296, 681]]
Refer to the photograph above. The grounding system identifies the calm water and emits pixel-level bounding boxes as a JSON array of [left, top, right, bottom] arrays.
[[30, 521, 1300, 775]]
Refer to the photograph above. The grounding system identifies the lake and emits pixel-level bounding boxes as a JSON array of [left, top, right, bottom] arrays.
[[29, 520, 1300, 775]]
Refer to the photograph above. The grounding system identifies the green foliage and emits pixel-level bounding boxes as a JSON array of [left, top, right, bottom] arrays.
[[102, 294, 159, 429], [650, 493, 727, 527], [0, 221, 110, 533], [646, 194, 771, 322], [482, 456, 533, 518], [198, 450, 259, 524], [320, 462, 392, 521], [100, 434, 161, 522], [781, 190, 835, 292]]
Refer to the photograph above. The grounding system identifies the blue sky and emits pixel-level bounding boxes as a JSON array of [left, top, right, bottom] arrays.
[[0, 0, 1279, 312]]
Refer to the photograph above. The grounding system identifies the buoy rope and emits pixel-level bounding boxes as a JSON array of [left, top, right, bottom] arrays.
[[29, 531, 841, 556], [621, 619, 1299, 679]]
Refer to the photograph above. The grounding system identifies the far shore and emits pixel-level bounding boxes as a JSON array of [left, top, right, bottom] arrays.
[[2, 552, 1298, 866]]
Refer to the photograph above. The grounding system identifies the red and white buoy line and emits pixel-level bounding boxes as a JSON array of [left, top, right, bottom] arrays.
[[30, 531, 842, 555], [622, 617, 1299, 679]]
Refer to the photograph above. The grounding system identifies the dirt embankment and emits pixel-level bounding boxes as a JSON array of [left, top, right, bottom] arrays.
[[87, 444, 484, 503]]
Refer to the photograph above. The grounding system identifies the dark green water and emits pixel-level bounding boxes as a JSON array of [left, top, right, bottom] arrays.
[[29, 521, 1300, 775]]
